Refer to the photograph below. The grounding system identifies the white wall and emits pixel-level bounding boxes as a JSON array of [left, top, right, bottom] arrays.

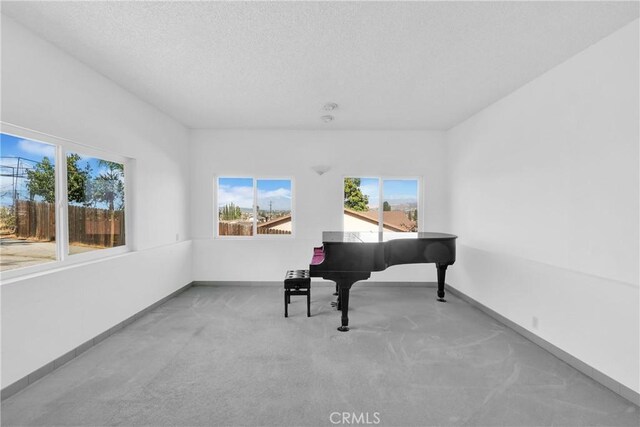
[[190, 130, 449, 282], [1, 15, 192, 387], [448, 20, 639, 393]]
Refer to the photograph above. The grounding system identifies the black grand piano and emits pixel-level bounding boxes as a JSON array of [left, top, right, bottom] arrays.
[[309, 231, 457, 331]]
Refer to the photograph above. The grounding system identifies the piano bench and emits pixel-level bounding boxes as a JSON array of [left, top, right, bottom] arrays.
[[284, 269, 311, 318]]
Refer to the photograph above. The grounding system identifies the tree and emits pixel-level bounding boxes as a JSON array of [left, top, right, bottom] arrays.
[[383, 201, 391, 211], [26, 157, 55, 203], [92, 160, 124, 211], [344, 178, 369, 212], [220, 202, 242, 220], [25, 154, 92, 204], [66, 153, 91, 205]]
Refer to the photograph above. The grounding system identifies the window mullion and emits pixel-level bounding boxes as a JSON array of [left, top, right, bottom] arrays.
[[56, 146, 69, 261], [253, 178, 257, 236], [378, 177, 383, 233]]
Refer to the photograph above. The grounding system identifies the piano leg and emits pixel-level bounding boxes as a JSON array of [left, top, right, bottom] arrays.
[[436, 264, 448, 302], [322, 273, 369, 332], [337, 283, 351, 332]]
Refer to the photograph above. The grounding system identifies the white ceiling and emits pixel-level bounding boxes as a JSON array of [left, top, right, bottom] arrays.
[[2, 1, 638, 130]]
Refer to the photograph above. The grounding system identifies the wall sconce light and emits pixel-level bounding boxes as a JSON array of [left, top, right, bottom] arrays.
[[311, 165, 331, 176]]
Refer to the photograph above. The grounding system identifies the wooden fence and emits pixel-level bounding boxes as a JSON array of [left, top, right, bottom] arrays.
[[15, 200, 125, 247], [218, 222, 292, 236], [218, 222, 252, 236], [68, 204, 125, 247], [257, 228, 291, 235], [15, 200, 55, 241]]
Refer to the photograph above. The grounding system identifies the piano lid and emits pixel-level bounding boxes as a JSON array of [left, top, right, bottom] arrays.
[[322, 231, 457, 243]]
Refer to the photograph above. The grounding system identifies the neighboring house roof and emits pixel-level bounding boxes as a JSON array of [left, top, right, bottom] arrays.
[[257, 214, 292, 229], [344, 208, 416, 232], [257, 209, 416, 232]]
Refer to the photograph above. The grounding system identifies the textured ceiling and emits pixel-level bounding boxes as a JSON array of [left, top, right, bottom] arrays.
[[2, 1, 638, 130]]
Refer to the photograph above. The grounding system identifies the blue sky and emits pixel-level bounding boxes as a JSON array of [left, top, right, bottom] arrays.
[[1, 133, 56, 205], [218, 177, 292, 211], [1, 133, 119, 177], [351, 177, 418, 209], [1, 133, 56, 162], [1, 133, 124, 208], [217, 176, 416, 212]]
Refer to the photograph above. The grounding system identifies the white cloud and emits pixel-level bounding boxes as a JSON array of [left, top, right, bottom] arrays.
[[17, 139, 55, 159], [257, 187, 292, 210], [218, 184, 253, 208], [258, 188, 291, 200], [218, 185, 293, 211], [358, 183, 379, 207], [385, 193, 417, 201], [358, 183, 378, 197]]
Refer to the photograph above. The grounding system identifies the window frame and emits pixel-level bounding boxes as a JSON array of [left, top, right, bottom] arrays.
[[342, 175, 422, 233], [214, 175, 295, 239], [0, 122, 132, 281]]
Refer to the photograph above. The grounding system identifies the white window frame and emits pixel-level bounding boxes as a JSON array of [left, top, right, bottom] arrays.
[[0, 122, 133, 282], [214, 175, 295, 239], [342, 175, 422, 233]]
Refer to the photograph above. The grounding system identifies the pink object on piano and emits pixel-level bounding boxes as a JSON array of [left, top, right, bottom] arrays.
[[311, 246, 325, 265]]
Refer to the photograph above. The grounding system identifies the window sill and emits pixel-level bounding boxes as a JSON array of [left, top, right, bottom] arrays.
[[0, 245, 131, 285]]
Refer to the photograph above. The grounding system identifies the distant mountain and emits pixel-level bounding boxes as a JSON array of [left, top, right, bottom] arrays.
[[391, 202, 417, 210], [372, 201, 417, 211]]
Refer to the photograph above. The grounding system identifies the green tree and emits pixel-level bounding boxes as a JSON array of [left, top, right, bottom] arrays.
[[25, 155, 92, 204], [26, 157, 55, 203], [383, 201, 391, 211], [67, 153, 91, 205], [344, 178, 369, 212]]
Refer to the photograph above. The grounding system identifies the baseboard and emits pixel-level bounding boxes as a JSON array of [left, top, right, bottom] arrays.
[[446, 285, 640, 407], [1, 282, 194, 401]]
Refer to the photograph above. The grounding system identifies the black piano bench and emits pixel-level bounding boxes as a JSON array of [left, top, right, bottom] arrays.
[[284, 270, 311, 318]]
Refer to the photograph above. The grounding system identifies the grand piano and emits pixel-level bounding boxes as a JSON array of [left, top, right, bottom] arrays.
[[309, 231, 457, 331]]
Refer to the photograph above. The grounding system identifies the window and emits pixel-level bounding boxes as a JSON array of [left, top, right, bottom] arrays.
[[217, 177, 293, 237], [0, 127, 130, 275], [343, 177, 419, 232], [0, 133, 57, 270], [66, 152, 126, 254]]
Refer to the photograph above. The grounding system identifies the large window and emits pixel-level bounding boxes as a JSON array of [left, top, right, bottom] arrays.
[[217, 177, 293, 237], [0, 134, 57, 270], [0, 128, 129, 274], [343, 177, 419, 232]]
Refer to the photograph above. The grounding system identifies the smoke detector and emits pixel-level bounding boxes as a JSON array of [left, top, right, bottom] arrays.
[[323, 102, 338, 111]]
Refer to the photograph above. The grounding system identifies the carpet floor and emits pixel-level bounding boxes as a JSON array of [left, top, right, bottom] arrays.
[[2, 284, 638, 426]]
